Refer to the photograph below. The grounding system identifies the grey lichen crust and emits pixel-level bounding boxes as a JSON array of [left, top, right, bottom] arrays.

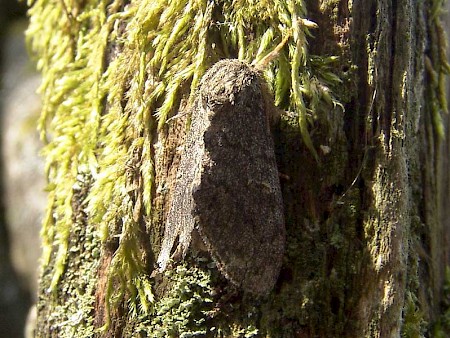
[[157, 59, 285, 295]]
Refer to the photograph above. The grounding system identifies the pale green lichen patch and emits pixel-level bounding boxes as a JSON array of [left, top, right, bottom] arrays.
[[37, 174, 100, 337], [124, 259, 265, 337], [133, 263, 214, 337]]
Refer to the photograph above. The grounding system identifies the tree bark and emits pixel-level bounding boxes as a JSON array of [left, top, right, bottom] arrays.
[[27, 0, 450, 337]]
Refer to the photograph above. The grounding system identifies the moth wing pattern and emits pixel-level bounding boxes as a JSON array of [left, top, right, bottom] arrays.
[[156, 103, 209, 271], [157, 59, 285, 295], [194, 60, 285, 295]]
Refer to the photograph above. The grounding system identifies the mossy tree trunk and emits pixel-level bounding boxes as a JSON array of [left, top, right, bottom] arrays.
[[28, 0, 450, 337]]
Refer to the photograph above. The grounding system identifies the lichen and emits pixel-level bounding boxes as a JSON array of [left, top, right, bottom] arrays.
[[36, 172, 99, 337], [133, 263, 214, 337]]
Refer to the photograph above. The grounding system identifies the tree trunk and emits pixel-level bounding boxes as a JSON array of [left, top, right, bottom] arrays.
[[27, 0, 450, 337]]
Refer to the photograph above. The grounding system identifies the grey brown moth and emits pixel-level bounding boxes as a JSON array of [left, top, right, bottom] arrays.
[[157, 59, 285, 295]]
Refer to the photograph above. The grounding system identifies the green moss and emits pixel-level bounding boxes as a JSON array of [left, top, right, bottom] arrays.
[[319, 0, 342, 21], [401, 292, 426, 338], [36, 173, 99, 337], [246, 107, 357, 336], [120, 259, 261, 337], [133, 263, 214, 337]]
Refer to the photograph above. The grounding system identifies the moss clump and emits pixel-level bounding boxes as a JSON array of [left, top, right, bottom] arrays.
[[401, 292, 426, 338], [133, 263, 214, 337], [36, 172, 99, 337]]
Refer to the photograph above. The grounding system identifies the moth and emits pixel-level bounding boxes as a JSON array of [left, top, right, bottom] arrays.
[[157, 59, 285, 295]]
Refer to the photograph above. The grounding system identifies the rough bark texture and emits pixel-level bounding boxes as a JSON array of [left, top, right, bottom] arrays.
[[30, 0, 450, 337], [350, 1, 419, 336]]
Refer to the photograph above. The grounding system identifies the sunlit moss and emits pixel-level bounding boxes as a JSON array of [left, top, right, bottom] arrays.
[[401, 292, 426, 338]]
